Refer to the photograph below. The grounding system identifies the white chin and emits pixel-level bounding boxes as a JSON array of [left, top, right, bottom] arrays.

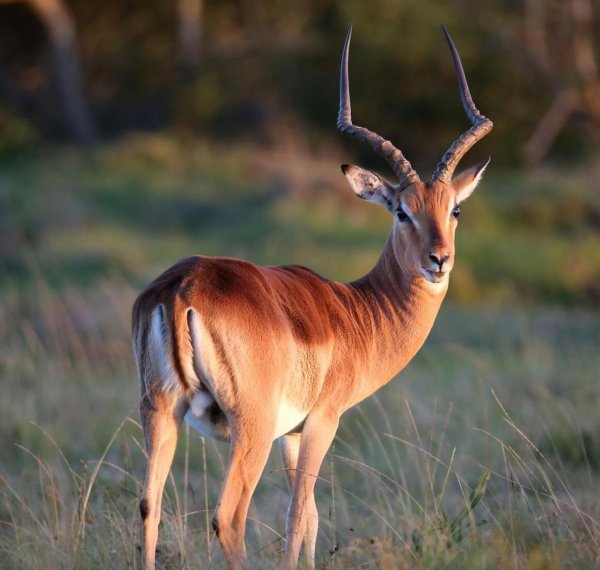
[[422, 269, 449, 284]]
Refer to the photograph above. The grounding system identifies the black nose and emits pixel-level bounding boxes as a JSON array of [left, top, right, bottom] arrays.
[[429, 252, 449, 269]]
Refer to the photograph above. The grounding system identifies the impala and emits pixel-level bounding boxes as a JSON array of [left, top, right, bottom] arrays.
[[132, 26, 493, 569]]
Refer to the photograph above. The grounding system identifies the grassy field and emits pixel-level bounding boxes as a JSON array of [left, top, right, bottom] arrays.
[[1, 135, 600, 568]]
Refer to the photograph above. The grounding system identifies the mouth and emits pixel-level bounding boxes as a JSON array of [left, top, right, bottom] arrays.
[[423, 269, 448, 284]]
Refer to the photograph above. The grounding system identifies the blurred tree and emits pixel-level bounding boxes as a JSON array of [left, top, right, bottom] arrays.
[[0, 0, 96, 143], [0, 0, 598, 165], [178, 0, 203, 79], [523, 0, 600, 164]]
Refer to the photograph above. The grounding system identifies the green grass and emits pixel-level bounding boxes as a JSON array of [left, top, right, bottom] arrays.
[[1, 135, 600, 568]]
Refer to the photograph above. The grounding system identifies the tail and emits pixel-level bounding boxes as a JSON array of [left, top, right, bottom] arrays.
[[133, 297, 199, 396]]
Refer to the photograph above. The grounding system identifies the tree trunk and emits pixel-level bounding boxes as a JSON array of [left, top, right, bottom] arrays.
[[523, 89, 581, 165], [177, 0, 202, 79], [26, 0, 96, 143]]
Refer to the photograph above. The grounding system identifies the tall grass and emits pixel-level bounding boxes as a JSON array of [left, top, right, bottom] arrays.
[[1, 268, 599, 567]]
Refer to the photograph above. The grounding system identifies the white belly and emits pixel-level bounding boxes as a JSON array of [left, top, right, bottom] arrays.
[[274, 401, 307, 438]]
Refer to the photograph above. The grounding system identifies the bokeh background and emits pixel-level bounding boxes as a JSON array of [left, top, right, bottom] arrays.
[[1, 1, 600, 568]]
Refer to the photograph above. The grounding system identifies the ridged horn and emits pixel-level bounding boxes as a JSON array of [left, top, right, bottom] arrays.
[[431, 27, 493, 185], [337, 26, 420, 190]]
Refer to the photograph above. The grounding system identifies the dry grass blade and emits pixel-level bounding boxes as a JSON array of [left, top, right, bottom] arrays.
[[77, 413, 132, 543]]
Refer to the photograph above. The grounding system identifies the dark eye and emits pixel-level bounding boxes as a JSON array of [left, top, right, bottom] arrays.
[[396, 208, 409, 223], [452, 205, 461, 218]]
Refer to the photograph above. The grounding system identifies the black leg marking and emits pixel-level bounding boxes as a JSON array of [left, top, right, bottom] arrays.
[[140, 498, 150, 520], [211, 514, 220, 537]]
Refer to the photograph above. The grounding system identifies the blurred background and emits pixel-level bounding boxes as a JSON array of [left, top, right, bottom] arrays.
[[1, 1, 600, 568], [1, 0, 600, 303]]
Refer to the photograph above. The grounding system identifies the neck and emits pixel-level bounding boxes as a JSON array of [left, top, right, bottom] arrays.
[[345, 231, 448, 403]]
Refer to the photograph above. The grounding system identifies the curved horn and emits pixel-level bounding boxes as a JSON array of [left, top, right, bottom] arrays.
[[432, 27, 493, 185], [337, 26, 420, 190]]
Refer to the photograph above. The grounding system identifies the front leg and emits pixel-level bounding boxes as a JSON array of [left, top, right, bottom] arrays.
[[285, 409, 339, 569]]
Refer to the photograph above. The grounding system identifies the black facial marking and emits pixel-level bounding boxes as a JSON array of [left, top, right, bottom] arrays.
[[396, 207, 409, 223]]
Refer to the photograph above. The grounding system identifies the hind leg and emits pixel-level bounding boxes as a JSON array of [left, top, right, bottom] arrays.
[[210, 406, 278, 569], [140, 392, 186, 570], [279, 432, 319, 569]]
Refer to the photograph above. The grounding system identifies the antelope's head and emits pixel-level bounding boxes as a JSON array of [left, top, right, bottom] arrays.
[[338, 27, 493, 286]]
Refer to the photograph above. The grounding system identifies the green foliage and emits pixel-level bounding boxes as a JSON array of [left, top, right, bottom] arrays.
[[0, 107, 38, 158], [444, 470, 490, 547], [539, 429, 600, 470], [1, 135, 599, 306], [410, 470, 491, 557], [3, 0, 594, 163]]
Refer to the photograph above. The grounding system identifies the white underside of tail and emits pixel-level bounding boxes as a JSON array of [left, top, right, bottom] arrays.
[[149, 305, 180, 393], [146, 304, 205, 394]]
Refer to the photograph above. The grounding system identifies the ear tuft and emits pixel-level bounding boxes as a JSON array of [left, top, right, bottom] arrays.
[[453, 156, 491, 203], [478, 156, 491, 174]]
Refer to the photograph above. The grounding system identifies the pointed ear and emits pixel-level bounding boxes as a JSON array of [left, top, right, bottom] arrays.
[[341, 164, 396, 211], [453, 157, 491, 203]]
